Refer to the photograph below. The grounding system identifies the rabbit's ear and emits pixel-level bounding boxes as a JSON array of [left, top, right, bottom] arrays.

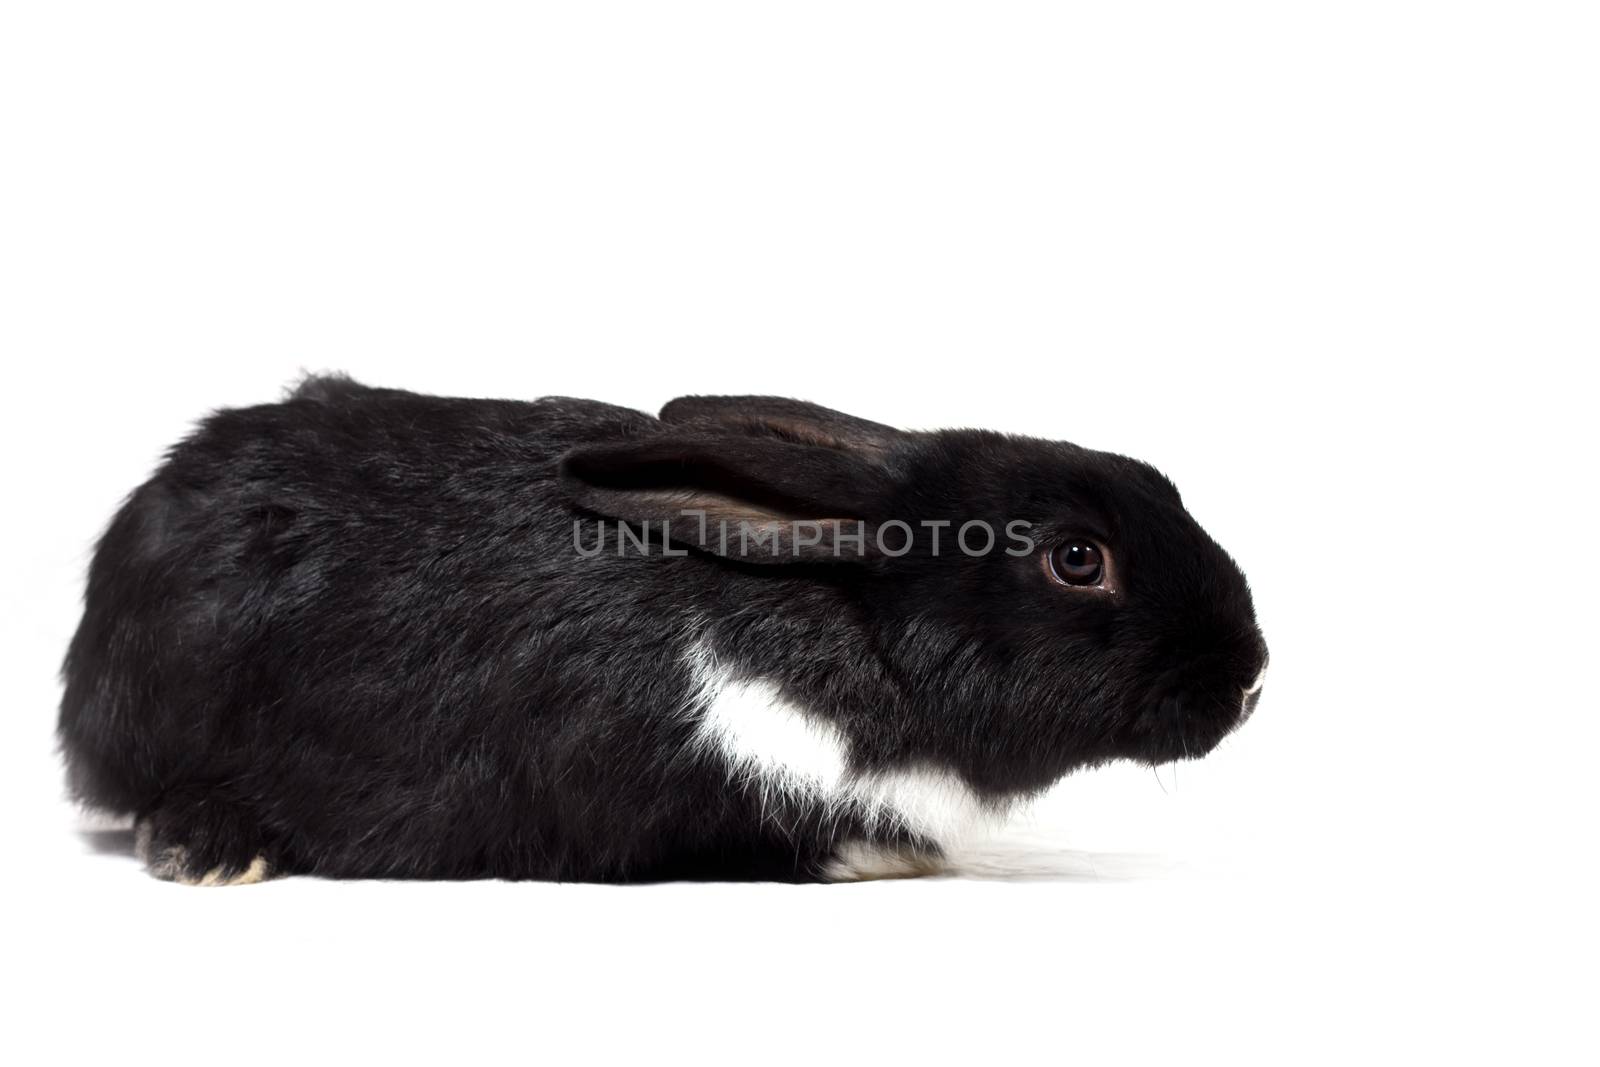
[[559, 434, 891, 563], [658, 396, 903, 458]]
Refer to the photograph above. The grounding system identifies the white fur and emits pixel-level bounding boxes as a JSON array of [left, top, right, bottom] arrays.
[[822, 841, 945, 882], [191, 854, 272, 887], [683, 641, 999, 848]]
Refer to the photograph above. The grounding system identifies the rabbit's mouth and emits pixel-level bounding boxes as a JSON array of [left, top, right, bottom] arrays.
[[1117, 638, 1267, 764], [1124, 674, 1260, 765]]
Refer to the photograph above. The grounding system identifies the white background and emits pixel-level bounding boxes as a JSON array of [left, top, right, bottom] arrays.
[[2, 2, 1595, 1063]]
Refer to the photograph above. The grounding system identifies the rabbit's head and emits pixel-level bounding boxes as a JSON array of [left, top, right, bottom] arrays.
[[562, 396, 1267, 797]]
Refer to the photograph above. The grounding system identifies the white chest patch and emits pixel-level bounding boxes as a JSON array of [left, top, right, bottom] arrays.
[[683, 642, 998, 847]]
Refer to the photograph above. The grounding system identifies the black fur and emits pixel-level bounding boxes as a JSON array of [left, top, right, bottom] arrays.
[[59, 377, 1266, 883]]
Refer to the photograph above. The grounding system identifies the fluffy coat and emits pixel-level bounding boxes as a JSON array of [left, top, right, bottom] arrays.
[[59, 378, 1266, 883]]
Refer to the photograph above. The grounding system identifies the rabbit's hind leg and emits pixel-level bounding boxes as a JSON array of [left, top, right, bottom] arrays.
[[135, 786, 276, 887]]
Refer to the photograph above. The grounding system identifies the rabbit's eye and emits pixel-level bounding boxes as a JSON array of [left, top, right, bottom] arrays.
[[1049, 541, 1105, 587]]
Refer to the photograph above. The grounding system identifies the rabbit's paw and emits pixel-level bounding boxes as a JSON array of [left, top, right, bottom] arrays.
[[822, 841, 945, 882], [134, 790, 276, 887]]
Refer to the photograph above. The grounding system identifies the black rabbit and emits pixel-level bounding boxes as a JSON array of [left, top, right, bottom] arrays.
[[59, 376, 1267, 884]]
